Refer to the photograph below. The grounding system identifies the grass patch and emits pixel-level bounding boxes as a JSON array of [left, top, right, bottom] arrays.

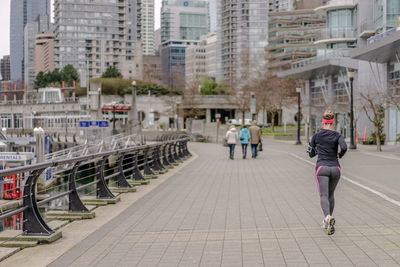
[[262, 126, 302, 136]]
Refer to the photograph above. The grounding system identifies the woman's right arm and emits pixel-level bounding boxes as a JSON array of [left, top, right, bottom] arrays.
[[307, 134, 317, 158], [338, 135, 347, 158]]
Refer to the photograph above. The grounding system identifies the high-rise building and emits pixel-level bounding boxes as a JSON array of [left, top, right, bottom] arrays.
[[142, 0, 156, 55], [217, 1, 269, 88], [24, 14, 51, 88], [10, 0, 51, 82], [0, 56, 11, 81], [207, 0, 218, 32], [160, 0, 209, 89], [185, 32, 217, 86], [269, 0, 295, 12], [54, 0, 143, 81], [154, 28, 161, 55], [161, 40, 199, 89], [161, 0, 209, 43], [35, 33, 55, 76], [266, 6, 325, 74]]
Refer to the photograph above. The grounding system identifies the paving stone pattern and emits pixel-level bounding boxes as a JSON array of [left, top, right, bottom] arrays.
[[50, 141, 400, 267]]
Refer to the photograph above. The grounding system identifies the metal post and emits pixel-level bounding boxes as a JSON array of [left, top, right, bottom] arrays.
[[96, 157, 115, 199], [117, 154, 133, 188], [23, 168, 54, 235], [112, 105, 116, 135], [350, 77, 356, 149], [69, 162, 89, 212], [296, 90, 302, 145]]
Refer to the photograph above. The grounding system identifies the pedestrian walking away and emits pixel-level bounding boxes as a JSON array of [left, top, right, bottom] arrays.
[[226, 125, 239, 160], [307, 110, 347, 235], [249, 120, 261, 158], [239, 125, 251, 159]]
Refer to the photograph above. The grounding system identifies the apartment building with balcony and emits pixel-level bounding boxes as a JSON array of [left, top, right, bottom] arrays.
[[266, 8, 325, 74], [54, 0, 143, 81], [352, 0, 400, 144], [141, 0, 155, 55], [278, 0, 380, 141]]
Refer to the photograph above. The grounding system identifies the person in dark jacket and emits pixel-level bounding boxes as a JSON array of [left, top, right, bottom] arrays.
[[308, 110, 347, 235]]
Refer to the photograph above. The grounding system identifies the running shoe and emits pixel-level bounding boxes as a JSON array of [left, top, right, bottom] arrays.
[[326, 215, 336, 235], [322, 218, 328, 229]]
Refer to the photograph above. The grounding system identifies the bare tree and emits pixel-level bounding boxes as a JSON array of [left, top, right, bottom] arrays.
[[253, 74, 296, 132], [360, 92, 386, 151]]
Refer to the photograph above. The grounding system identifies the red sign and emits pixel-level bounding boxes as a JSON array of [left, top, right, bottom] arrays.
[[101, 104, 132, 112]]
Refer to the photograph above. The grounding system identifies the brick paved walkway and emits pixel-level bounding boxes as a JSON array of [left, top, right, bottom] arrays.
[[50, 140, 400, 267]]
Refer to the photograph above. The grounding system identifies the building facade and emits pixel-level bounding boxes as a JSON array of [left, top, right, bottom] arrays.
[[266, 9, 325, 74], [143, 55, 162, 84], [217, 0, 269, 88], [161, 40, 199, 89], [161, 0, 209, 43], [35, 33, 55, 75], [185, 32, 217, 86], [279, 0, 400, 143], [207, 0, 218, 32], [141, 0, 156, 55], [10, 0, 51, 82], [0, 56, 11, 81], [54, 0, 143, 81], [24, 14, 52, 88]]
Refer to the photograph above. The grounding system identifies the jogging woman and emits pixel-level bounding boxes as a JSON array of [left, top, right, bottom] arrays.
[[307, 110, 347, 235]]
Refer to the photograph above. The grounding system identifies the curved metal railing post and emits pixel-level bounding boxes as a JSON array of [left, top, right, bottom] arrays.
[[23, 168, 54, 236], [156, 145, 165, 170], [173, 140, 180, 161], [168, 142, 175, 163], [143, 148, 155, 176], [117, 154, 133, 188], [69, 162, 89, 212], [97, 157, 115, 199], [133, 151, 145, 181], [162, 143, 171, 166], [152, 145, 164, 172]]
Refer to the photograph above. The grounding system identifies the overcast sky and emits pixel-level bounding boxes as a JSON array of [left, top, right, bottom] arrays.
[[0, 0, 162, 58]]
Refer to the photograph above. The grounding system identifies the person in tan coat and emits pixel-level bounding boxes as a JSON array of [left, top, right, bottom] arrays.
[[249, 120, 261, 158]]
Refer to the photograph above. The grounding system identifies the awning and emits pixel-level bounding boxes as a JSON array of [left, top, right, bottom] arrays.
[[352, 30, 400, 63]]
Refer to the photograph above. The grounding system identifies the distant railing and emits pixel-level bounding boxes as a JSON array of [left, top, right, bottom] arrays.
[[0, 97, 79, 106], [0, 134, 191, 237]]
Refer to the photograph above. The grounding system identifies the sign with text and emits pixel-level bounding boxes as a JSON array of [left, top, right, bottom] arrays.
[[79, 121, 109, 128]]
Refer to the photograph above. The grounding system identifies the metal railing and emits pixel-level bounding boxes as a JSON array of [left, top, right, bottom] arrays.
[[291, 49, 352, 69], [0, 134, 191, 236], [45, 133, 144, 162]]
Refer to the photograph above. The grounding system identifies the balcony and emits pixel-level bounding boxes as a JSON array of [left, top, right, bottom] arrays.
[[314, 28, 357, 45], [315, 0, 356, 15], [291, 49, 352, 69], [359, 20, 375, 38]]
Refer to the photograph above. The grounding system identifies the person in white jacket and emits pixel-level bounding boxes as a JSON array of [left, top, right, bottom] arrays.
[[226, 125, 239, 160]]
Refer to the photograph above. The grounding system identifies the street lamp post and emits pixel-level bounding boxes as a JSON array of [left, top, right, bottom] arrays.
[[347, 69, 356, 150], [112, 101, 116, 135], [296, 87, 302, 145]]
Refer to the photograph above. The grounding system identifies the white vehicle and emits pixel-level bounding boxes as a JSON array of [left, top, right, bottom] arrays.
[[227, 118, 252, 126]]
